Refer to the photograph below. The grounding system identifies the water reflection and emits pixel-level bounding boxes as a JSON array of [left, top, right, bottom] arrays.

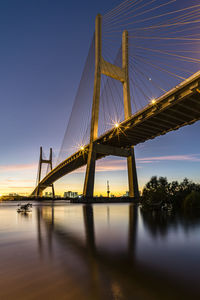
[[37, 204, 200, 299], [17, 211, 32, 220], [141, 209, 200, 237], [0, 203, 200, 299], [39, 204, 138, 299], [141, 209, 176, 237]]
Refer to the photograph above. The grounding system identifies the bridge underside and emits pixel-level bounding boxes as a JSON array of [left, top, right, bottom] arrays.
[[32, 72, 200, 196]]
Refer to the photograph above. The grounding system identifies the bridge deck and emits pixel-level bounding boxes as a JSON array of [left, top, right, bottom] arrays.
[[32, 71, 200, 195]]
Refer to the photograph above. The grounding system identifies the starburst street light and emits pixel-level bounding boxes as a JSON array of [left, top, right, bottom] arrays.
[[115, 123, 119, 128], [80, 146, 84, 150], [151, 99, 156, 105]]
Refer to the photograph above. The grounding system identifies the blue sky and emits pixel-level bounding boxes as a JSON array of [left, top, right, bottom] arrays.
[[0, 0, 200, 196]]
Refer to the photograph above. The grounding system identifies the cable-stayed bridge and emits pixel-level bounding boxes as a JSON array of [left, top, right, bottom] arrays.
[[32, 0, 200, 198]]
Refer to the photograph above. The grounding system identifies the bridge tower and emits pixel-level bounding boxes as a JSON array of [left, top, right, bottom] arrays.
[[83, 14, 139, 199], [36, 147, 55, 198]]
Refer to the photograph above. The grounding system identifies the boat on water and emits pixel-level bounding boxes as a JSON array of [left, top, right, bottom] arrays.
[[17, 203, 32, 213]]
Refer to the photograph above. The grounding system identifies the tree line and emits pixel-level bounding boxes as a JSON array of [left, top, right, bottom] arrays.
[[141, 176, 200, 211]]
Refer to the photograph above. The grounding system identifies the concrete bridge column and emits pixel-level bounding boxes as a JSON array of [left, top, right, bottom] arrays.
[[83, 143, 97, 198], [122, 31, 139, 199], [36, 146, 55, 198], [83, 14, 102, 198], [83, 14, 139, 199], [127, 147, 139, 198]]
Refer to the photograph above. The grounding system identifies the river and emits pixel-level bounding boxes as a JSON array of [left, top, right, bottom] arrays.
[[0, 201, 200, 299]]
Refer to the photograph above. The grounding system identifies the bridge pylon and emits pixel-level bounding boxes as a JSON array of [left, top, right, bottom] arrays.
[[36, 146, 55, 198], [83, 14, 139, 199]]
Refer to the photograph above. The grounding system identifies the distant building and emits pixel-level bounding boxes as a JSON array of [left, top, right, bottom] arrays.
[[122, 190, 141, 197], [64, 191, 78, 198], [45, 192, 53, 197], [123, 191, 129, 197]]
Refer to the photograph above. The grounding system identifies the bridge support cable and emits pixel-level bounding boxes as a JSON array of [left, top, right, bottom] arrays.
[[102, 0, 200, 115], [83, 14, 139, 199], [56, 36, 95, 165], [99, 46, 124, 133], [35, 147, 55, 198]]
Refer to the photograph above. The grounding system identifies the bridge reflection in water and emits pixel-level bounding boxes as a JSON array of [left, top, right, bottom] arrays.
[[36, 204, 199, 299]]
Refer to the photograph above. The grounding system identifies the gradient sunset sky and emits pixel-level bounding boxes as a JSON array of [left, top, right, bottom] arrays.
[[1, 0, 200, 196]]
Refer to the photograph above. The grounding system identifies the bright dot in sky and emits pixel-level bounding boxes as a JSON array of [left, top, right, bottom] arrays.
[[149, 78, 152, 81], [115, 123, 119, 128], [151, 99, 156, 104]]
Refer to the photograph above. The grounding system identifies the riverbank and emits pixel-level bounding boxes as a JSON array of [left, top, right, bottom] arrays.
[[1, 196, 138, 204]]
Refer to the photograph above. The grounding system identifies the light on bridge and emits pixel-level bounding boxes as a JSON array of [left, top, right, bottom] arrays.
[[115, 123, 119, 128], [151, 99, 156, 105], [80, 146, 84, 150]]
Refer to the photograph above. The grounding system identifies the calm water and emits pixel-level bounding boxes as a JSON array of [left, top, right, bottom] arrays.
[[0, 202, 200, 300]]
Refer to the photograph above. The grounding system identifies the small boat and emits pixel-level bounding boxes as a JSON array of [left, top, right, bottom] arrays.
[[17, 203, 32, 213]]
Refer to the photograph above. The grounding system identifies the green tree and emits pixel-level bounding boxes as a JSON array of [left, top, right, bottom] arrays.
[[142, 176, 170, 207], [183, 191, 200, 211], [142, 176, 200, 211]]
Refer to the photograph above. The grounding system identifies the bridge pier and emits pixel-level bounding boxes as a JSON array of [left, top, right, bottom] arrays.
[[83, 143, 139, 199], [83, 144, 97, 198], [127, 147, 139, 198]]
